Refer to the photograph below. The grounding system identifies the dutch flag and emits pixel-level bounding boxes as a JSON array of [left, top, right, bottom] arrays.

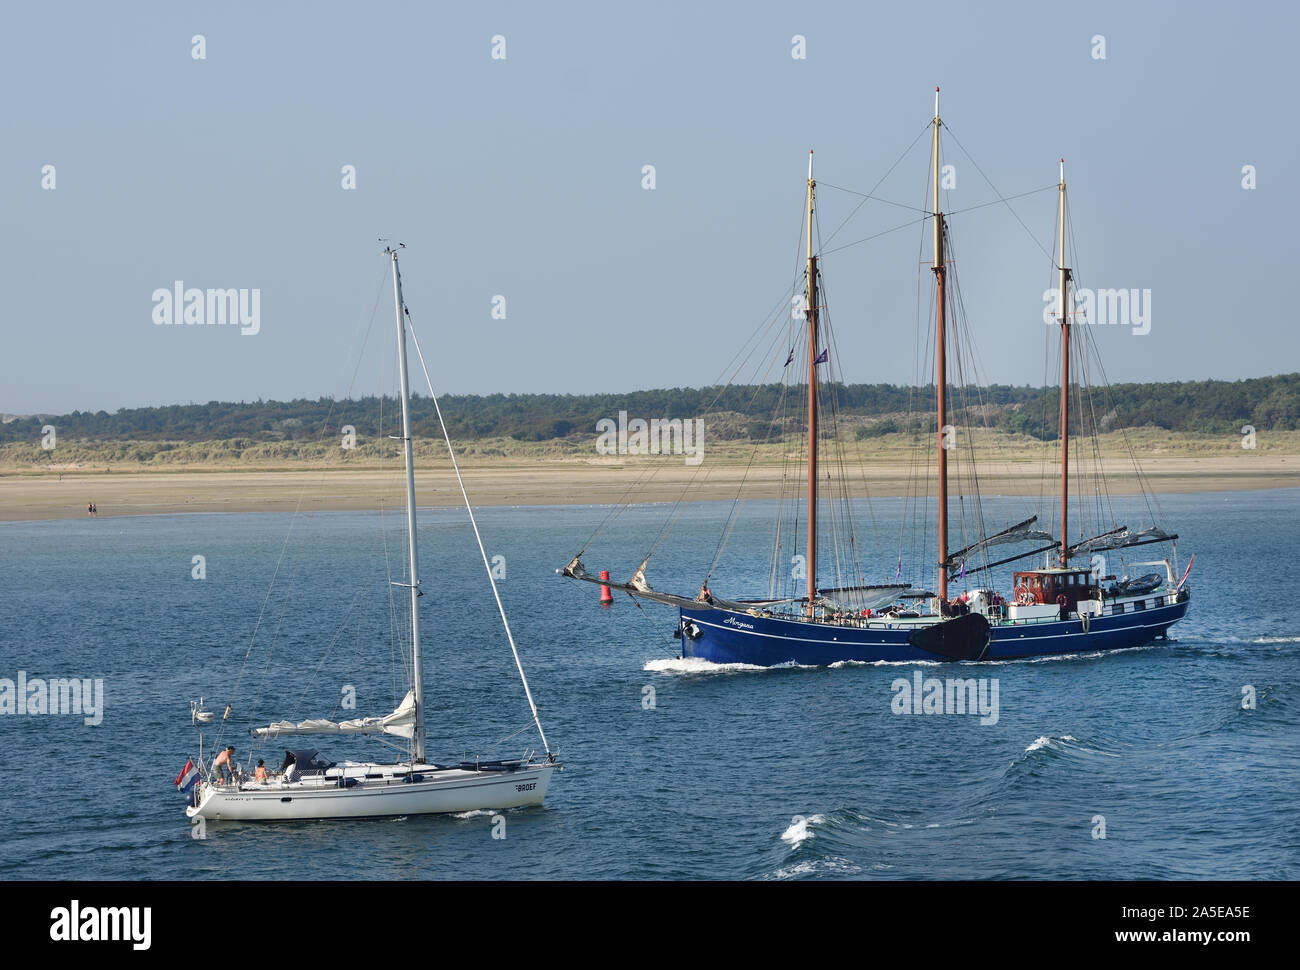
[[174, 760, 200, 793]]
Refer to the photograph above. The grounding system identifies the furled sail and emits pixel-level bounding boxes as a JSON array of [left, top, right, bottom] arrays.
[[250, 690, 417, 739], [944, 516, 1057, 568], [817, 585, 913, 612], [1069, 526, 1176, 556]]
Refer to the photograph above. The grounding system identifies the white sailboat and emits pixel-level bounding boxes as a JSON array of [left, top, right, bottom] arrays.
[[184, 246, 558, 821]]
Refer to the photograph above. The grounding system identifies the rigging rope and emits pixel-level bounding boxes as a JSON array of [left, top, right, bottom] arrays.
[[404, 310, 554, 760]]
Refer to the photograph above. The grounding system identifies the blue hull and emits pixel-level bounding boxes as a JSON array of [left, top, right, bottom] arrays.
[[679, 593, 1189, 666]]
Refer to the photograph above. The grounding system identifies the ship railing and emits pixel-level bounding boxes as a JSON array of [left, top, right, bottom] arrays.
[[990, 589, 1183, 627]]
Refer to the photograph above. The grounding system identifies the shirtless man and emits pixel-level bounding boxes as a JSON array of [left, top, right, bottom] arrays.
[[211, 746, 236, 785]]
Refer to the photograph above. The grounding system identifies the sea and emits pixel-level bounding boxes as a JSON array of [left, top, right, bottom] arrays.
[[1, 488, 1297, 880]]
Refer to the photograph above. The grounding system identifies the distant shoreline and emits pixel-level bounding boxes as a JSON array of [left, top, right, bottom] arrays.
[[2, 456, 1297, 522]]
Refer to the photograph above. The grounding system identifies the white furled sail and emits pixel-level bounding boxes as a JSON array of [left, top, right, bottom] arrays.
[[817, 585, 914, 613], [1069, 526, 1177, 556], [944, 516, 1058, 570], [250, 690, 417, 739]]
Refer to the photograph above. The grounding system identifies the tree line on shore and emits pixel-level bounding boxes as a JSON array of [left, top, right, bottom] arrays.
[[4, 373, 1297, 446]]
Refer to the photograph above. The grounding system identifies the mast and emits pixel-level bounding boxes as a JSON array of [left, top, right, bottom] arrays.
[[1057, 159, 1071, 568], [389, 247, 426, 764], [932, 88, 949, 602], [805, 150, 819, 616]]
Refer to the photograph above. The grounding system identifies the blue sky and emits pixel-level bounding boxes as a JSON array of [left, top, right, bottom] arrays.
[[2, 0, 1295, 413]]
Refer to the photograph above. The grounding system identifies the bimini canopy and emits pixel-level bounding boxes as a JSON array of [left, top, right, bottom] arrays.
[[279, 749, 335, 775], [250, 690, 417, 739]]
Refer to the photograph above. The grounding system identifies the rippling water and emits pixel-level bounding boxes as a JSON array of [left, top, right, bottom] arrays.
[[1, 489, 1296, 879]]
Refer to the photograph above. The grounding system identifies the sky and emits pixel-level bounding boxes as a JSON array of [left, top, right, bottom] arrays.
[[2, 0, 1295, 414]]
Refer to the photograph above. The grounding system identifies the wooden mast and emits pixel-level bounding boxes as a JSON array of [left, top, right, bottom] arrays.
[[932, 88, 949, 603], [805, 149, 819, 616], [1057, 159, 1071, 568]]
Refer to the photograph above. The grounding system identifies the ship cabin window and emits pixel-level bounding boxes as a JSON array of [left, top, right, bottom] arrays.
[[1134, 600, 1146, 611], [1115, 603, 1125, 614]]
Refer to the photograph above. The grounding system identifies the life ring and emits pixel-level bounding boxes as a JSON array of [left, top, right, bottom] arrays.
[[1080, 611, 1090, 633], [1014, 585, 1034, 606]]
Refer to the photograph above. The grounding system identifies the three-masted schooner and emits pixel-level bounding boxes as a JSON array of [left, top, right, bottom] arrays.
[[563, 91, 1190, 665]]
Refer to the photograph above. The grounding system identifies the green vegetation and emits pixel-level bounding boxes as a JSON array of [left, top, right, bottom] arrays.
[[3, 374, 1297, 468]]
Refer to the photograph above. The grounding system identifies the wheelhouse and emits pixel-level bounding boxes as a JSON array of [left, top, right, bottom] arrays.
[[1012, 568, 1097, 610]]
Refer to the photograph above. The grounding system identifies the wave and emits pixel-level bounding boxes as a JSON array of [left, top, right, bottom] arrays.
[[1178, 634, 1300, 646], [829, 659, 945, 668], [1019, 734, 1119, 759], [780, 813, 826, 847], [1027, 734, 1117, 757], [644, 657, 785, 675], [764, 857, 868, 880]]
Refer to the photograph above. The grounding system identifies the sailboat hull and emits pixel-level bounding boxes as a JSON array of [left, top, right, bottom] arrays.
[[679, 591, 1189, 666], [187, 764, 554, 822]]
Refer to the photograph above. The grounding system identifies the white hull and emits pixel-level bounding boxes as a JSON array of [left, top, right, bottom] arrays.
[[187, 762, 554, 821]]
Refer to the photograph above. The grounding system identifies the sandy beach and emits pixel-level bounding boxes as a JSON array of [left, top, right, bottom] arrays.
[[2, 455, 1297, 522]]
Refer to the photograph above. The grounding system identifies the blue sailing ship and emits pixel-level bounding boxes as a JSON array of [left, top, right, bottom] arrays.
[[564, 92, 1190, 665]]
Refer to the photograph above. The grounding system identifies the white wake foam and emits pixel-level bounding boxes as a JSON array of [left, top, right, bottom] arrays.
[[780, 813, 826, 847], [1023, 734, 1114, 757], [645, 657, 771, 674], [767, 857, 864, 879]]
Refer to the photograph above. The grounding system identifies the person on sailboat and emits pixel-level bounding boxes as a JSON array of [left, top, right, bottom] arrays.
[[254, 759, 268, 783], [696, 582, 714, 605], [211, 746, 236, 785]]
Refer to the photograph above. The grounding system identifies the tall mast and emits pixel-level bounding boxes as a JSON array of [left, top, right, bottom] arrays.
[[389, 247, 426, 764], [1057, 159, 1071, 567], [805, 150, 819, 616], [931, 88, 949, 602]]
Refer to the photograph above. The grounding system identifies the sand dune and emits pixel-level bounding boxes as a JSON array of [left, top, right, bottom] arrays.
[[2, 455, 1296, 522]]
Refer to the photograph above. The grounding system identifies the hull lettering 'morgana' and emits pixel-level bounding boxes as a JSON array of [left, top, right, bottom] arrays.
[[679, 591, 1189, 667]]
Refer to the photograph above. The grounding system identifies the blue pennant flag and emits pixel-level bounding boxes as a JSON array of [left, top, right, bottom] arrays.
[[814, 349, 828, 365], [784, 349, 794, 367]]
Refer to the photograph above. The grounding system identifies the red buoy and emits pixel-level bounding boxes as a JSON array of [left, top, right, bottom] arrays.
[[599, 569, 613, 605]]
